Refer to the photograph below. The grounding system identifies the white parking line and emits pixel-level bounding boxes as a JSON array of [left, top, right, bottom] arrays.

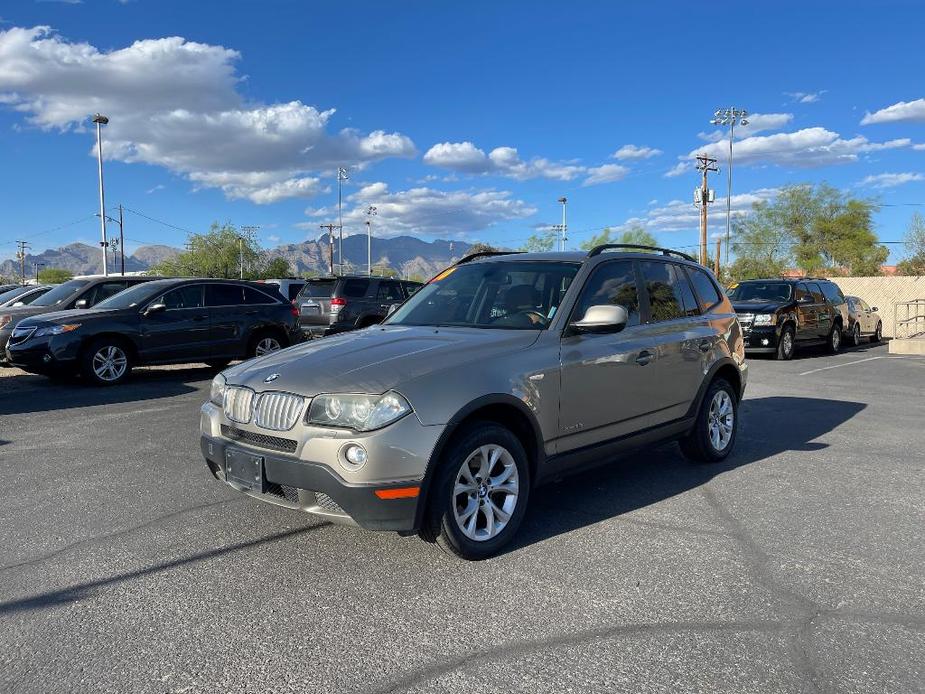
[[799, 356, 885, 376]]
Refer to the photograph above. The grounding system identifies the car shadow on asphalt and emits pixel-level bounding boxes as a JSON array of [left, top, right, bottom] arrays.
[[0, 366, 214, 416], [507, 396, 866, 555], [751, 340, 887, 362]]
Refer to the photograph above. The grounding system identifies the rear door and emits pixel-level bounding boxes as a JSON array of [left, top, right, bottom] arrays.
[[138, 284, 210, 362], [794, 282, 817, 341], [206, 283, 248, 356], [808, 282, 831, 339]]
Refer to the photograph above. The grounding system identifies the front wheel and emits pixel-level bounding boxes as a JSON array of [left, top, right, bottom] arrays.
[[827, 324, 842, 354], [81, 338, 132, 386], [680, 378, 738, 463], [248, 332, 285, 359], [852, 323, 862, 347], [872, 322, 882, 343], [424, 423, 530, 560], [776, 326, 795, 360]]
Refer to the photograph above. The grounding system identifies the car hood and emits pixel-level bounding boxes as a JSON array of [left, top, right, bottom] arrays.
[[224, 325, 542, 396], [732, 301, 790, 314], [15, 307, 126, 327]]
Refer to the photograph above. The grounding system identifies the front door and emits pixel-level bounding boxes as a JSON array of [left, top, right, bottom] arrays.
[[139, 284, 211, 362], [558, 260, 654, 451]]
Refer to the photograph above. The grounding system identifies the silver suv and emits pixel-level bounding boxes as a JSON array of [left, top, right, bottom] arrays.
[[200, 246, 747, 559]]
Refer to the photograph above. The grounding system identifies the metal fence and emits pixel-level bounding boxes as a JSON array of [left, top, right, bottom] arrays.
[[894, 299, 925, 340], [828, 276, 925, 338]]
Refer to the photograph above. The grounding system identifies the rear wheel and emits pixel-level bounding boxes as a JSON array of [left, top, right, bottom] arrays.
[[776, 326, 795, 360], [248, 331, 285, 359], [827, 323, 842, 354], [852, 323, 862, 346], [680, 378, 738, 463], [872, 322, 882, 343], [81, 338, 132, 386], [423, 423, 530, 560]]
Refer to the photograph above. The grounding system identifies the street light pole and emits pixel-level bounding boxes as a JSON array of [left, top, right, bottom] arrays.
[[558, 197, 568, 251], [337, 167, 349, 273], [92, 114, 110, 276], [710, 107, 748, 265], [365, 206, 377, 276]]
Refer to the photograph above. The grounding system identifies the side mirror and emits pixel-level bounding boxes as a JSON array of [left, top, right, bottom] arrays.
[[74, 299, 88, 309], [571, 304, 629, 334], [870, 306, 878, 312], [144, 302, 166, 316]]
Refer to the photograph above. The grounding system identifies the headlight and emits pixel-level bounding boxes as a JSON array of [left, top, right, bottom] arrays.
[[210, 373, 226, 406], [33, 324, 81, 337], [753, 314, 776, 326], [307, 391, 412, 431]]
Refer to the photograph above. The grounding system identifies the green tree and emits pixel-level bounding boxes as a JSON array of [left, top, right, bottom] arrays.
[[896, 213, 925, 276], [37, 267, 73, 284], [466, 242, 499, 255], [261, 257, 292, 279], [521, 229, 557, 252], [580, 224, 657, 251]]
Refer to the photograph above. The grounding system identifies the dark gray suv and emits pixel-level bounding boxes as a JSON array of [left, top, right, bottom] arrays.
[[201, 246, 747, 559], [296, 275, 422, 337]]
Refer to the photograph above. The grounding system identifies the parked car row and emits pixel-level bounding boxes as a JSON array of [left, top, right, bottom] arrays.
[[296, 275, 422, 337], [728, 277, 882, 360]]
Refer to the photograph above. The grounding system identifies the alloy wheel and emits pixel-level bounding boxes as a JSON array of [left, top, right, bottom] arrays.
[[831, 329, 841, 351], [92, 345, 128, 382], [853, 324, 861, 346], [255, 337, 282, 356], [452, 444, 519, 542], [781, 331, 794, 358], [707, 390, 734, 452]]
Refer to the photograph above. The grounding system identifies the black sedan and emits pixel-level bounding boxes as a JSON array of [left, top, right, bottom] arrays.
[[5, 278, 301, 385]]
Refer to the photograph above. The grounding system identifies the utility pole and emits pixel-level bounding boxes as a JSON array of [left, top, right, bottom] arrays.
[[365, 206, 377, 276], [118, 204, 124, 275], [695, 154, 718, 266], [557, 197, 568, 251], [16, 241, 29, 285], [710, 107, 748, 264], [92, 114, 110, 276], [337, 167, 349, 273], [98, 205, 125, 275], [33, 262, 45, 282], [319, 224, 337, 276], [715, 238, 722, 277]]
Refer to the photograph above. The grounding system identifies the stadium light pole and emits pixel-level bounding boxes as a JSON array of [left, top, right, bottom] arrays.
[[710, 107, 748, 264], [92, 114, 110, 276], [557, 197, 568, 251], [365, 206, 377, 276], [337, 167, 349, 273]]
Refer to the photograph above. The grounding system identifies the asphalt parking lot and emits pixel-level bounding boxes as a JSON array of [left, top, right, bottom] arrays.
[[1, 342, 923, 694]]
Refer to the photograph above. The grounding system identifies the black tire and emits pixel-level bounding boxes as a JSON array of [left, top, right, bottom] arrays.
[[205, 359, 231, 370], [680, 378, 738, 464], [247, 330, 286, 359], [775, 325, 795, 360], [852, 323, 862, 347], [81, 337, 133, 386], [872, 322, 882, 343], [422, 422, 531, 560], [826, 323, 842, 354]]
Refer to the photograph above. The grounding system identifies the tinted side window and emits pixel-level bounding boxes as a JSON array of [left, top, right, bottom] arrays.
[[89, 281, 129, 306], [808, 283, 825, 304], [402, 282, 421, 297], [821, 282, 844, 304], [377, 281, 404, 302], [573, 260, 641, 328], [795, 283, 811, 302], [287, 284, 303, 301], [160, 285, 203, 309], [341, 279, 369, 298], [243, 287, 278, 304], [206, 284, 244, 306], [638, 261, 689, 322], [687, 267, 723, 311]]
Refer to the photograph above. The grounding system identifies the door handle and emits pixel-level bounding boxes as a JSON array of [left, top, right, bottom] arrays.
[[635, 350, 653, 366], [192, 315, 207, 322], [698, 340, 711, 353], [244, 310, 259, 315]]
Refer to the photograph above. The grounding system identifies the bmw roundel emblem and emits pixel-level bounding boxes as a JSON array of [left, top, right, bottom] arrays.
[[264, 373, 280, 383]]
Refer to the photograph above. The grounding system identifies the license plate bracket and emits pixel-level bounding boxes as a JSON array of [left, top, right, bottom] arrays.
[[225, 447, 265, 493]]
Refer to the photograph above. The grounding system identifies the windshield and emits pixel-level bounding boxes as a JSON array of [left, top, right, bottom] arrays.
[[299, 280, 336, 298], [728, 282, 793, 302], [94, 282, 161, 309], [386, 261, 579, 330], [30, 279, 89, 307]]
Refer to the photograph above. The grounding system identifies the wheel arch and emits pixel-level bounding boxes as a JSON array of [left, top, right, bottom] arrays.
[[79, 331, 139, 363]]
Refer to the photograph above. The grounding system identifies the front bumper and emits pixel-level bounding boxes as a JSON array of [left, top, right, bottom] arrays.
[[742, 324, 781, 353], [5, 333, 81, 371], [199, 401, 444, 532]]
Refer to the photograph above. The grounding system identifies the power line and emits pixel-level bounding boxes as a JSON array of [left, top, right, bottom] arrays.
[[121, 207, 196, 235]]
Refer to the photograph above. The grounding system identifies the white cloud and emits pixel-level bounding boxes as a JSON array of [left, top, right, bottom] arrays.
[[304, 182, 535, 238], [423, 141, 586, 181], [785, 91, 826, 104], [861, 98, 925, 125], [266, 234, 280, 243], [0, 26, 416, 203], [698, 112, 793, 142], [689, 127, 912, 168], [664, 161, 689, 178], [582, 164, 629, 186], [612, 144, 661, 160], [858, 172, 925, 189], [145, 184, 164, 194], [621, 188, 779, 234], [914, 144, 925, 151]]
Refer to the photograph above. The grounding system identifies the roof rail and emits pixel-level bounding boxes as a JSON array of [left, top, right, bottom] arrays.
[[454, 250, 522, 265], [587, 244, 696, 263]]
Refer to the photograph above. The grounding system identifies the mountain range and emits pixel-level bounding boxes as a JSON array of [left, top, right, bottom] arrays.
[[0, 235, 474, 280]]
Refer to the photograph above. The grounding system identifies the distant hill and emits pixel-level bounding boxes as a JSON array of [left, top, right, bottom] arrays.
[[0, 235, 472, 280]]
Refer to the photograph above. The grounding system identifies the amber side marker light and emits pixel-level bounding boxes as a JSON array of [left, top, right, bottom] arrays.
[[374, 487, 420, 500]]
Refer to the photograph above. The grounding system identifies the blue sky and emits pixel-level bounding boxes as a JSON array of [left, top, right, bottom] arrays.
[[1, 0, 924, 262]]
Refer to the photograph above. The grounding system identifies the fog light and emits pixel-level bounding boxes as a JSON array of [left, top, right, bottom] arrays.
[[761, 338, 769, 346], [341, 443, 368, 470], [43, 354, 52, 363]]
